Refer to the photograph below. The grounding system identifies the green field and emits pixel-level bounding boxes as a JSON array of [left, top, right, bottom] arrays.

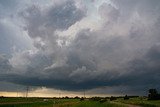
[[0, 97, 160, 107], [0, 97, 126, 107], [116, 97, 160, 107]]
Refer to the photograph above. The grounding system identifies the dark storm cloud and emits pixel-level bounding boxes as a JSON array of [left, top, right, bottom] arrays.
[[20, 0, 85, 39], [117, 48, 160, 88], [0, 81, 27, 92], [46, 0, 86, 30], [1, 0, 160, 94]]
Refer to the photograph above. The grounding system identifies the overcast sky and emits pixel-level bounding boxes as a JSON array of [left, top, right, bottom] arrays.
[[0, 0, 160, 97]]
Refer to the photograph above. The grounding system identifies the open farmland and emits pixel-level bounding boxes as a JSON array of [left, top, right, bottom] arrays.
[[0, 97, 160, 107]]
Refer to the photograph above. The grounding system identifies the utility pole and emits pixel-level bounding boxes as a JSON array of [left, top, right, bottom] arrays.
[[58, 89, 61, 98], [17, 90, 18, 97], [26, 86, 29, 98]]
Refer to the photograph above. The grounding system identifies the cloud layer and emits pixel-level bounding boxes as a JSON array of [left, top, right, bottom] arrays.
[[0, 0, 160, 94]]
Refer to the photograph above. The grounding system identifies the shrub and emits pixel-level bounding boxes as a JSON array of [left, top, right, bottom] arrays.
[[110, 96, 117, 101], [80, 97, 85, 101], [99, 99, 107, 103], [124, 95, 129, 100], [90, 97, 101, 101]]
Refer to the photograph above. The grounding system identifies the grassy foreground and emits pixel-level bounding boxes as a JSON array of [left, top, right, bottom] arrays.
[[116, 97, 160, 107], [0, 97, 126, 107], [0, 97, 160, 107], [71, 101, 127, 107]]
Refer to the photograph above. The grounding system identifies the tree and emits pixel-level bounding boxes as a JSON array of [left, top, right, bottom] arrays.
[[110, 96, 117, 101], [124, 95, 129, 100], [148, 89, 160, 100]]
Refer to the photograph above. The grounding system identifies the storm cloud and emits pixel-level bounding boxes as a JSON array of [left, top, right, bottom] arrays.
[[0, 0, 160, 94]]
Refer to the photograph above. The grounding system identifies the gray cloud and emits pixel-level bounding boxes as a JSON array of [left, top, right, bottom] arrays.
[[0, 0, 160, 95], [20, 0, 85, 39], [0, 54, 11, 73], [99, 3, 119, 23], [0, 20, 32, 55], [0, 0, 18, 17]]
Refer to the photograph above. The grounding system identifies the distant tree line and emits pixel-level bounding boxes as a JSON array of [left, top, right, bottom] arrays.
[[148, 89, 160, 100]]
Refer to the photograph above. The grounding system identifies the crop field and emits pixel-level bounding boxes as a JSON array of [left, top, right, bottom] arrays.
[[0, 97, 160, 107]]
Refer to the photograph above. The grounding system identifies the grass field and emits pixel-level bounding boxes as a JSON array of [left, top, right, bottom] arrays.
[[0, 97, 160, 107], [116, 97, 160, 107], [0, 97, 78, 107], [0, 97, 126, 107]]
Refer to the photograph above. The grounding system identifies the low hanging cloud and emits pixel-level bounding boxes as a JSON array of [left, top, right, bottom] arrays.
[[1, 0, 160, 93]]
